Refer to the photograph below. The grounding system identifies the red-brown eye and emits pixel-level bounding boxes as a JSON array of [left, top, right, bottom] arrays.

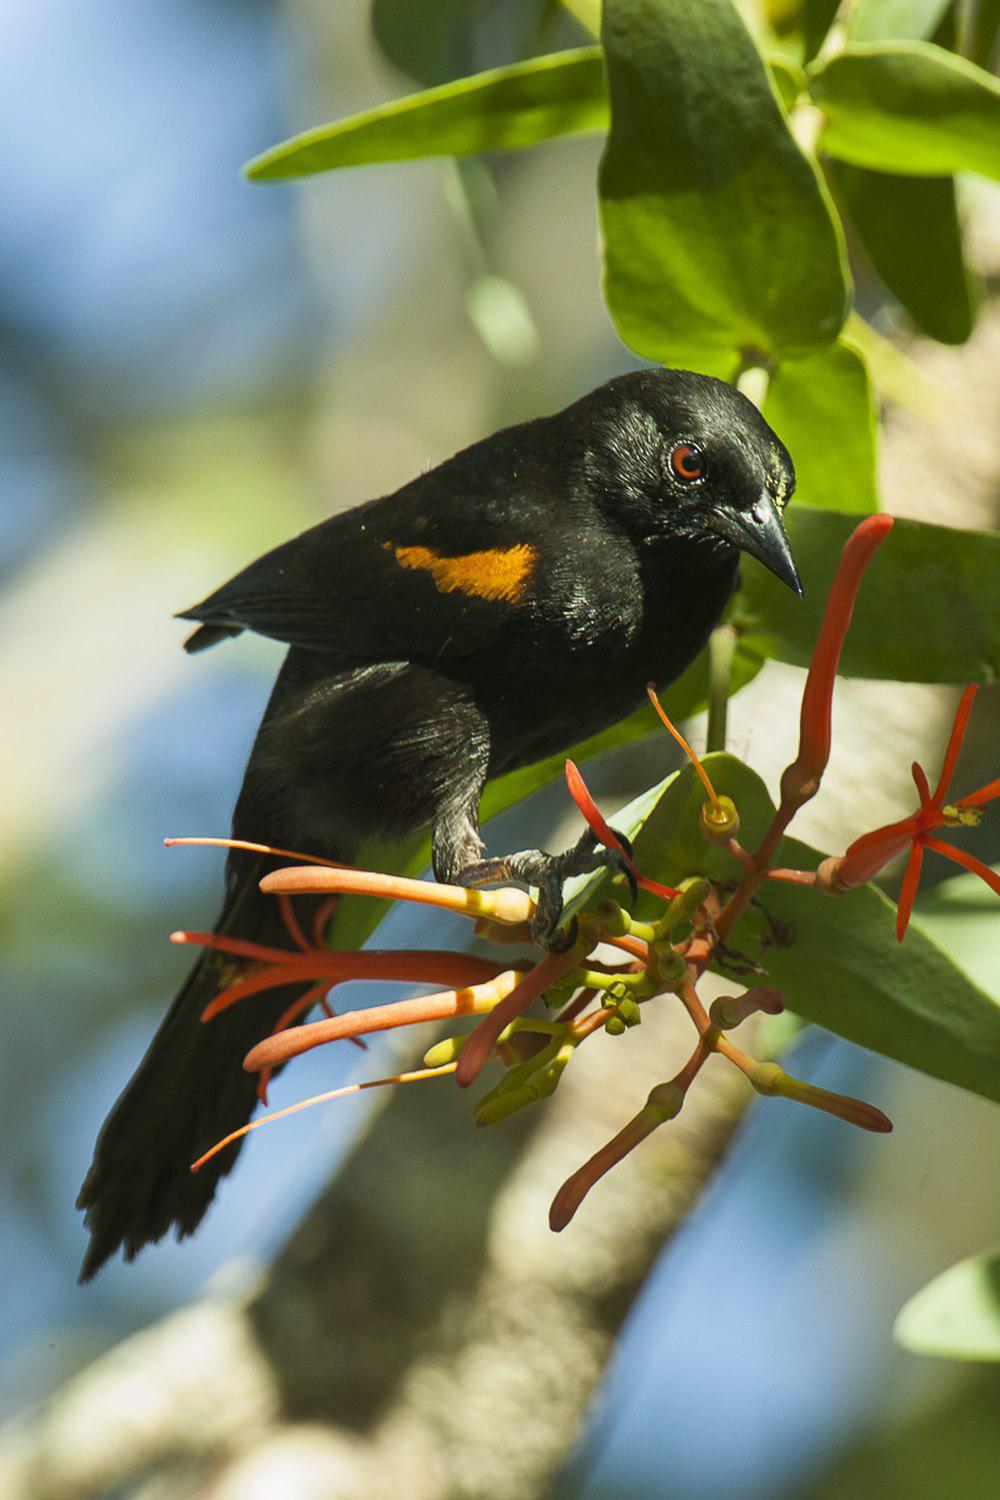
[[670, 443, 705, 482]]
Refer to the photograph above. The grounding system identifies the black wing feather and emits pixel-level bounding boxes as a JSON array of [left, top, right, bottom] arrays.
[[177, 440, 567, 662]]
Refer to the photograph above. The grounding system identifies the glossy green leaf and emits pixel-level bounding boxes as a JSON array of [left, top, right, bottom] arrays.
[[829, 160, 977, 344], [763, 339, 878, 512], [810, 42, 1000, 179], [848, 0, 952, 43], [733, 508, 1000, 683], [568, 754, 1000, 1104], [327, 645, 763, 952], [245, 48, 607, 181], [599, 0, 850, 369], [896, 1248, 1000, 1360]]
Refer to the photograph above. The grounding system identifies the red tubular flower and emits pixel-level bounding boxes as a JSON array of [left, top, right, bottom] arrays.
[[455, 944, 586, 1088], [244, 968, 524, 1072], [830, 684, 1000, 940], [565, 760, 679, 903], [170, 836, 518, 1101], [781, 514, 894, 808], [549, 1077, 688, 1231]]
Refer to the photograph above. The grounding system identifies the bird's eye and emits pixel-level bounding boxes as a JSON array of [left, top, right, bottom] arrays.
[[669, 442, 706, 482]]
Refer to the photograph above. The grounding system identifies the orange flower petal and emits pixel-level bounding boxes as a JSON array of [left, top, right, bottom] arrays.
[[836, 815, 920, 888], [786, 514, 893, 801], [958, 776, 1000, 811], [921, 838, 1000, 898], [565, 760, 633, 864], [911, 761, 932, 815], [931, 685, 978, 809], [245, 970, 524, 1072], [895, 840, 924, 942]]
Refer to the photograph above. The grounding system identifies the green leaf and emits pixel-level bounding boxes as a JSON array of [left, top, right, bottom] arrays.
[[896, 1248, 1000, 1360], [768, 54, 808, 110], [848, 0, 953, 44], [829, 160, 978, 344], [327, 643, 763, 951], [245, 48, 607, 181], [371, 0, 484, 86], [915, 866, 1000, 997], [569, 754, 1000, 1105], [801, 0, 842, 61], [809, 41, 1000, 179], [599, 0, 850, 369], [970, 0, 1000, 70], [763, 339, 878, 512], [733, 508, 1000, 683]]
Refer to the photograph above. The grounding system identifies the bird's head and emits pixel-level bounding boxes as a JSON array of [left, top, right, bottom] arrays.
[[578, 368, 802, 596]]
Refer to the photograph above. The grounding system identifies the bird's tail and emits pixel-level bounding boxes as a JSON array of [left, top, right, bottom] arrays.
[[77, 853, 327, 1281]]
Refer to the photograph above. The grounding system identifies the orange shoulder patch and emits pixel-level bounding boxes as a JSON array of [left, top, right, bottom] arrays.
[[383, 541, 537, 603]]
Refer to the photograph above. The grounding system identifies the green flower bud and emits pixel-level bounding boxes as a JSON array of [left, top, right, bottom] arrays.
[[422, 1035, 467, 1067], [699, 795, 739, 844]]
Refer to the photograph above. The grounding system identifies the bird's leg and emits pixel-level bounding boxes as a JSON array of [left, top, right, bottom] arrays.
[[458, 828, 637, 949]]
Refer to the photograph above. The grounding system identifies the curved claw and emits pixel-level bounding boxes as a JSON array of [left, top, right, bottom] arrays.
[[603, 845, 638, 905]]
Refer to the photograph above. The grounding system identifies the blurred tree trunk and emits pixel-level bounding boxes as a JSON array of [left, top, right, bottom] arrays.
[[0, 997, 753, 1500]]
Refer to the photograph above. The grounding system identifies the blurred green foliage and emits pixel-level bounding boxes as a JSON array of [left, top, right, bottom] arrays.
[[896, 1246, 1000, 1359]]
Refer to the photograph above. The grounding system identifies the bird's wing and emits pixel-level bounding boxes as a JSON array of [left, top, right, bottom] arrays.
[[177, 479, 554, 663]]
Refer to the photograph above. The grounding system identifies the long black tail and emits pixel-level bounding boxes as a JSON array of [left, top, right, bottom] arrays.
[[77, 853, 325, 1281]]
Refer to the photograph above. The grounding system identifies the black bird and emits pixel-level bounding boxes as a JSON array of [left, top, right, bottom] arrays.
[[77, 368, 800, 1279]]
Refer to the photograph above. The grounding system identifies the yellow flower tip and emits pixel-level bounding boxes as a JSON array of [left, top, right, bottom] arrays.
[[476, 887, 536, 925], [698, 794, 740, 844], [258, 863, 534, 926], [678, 876, 712, 913], [474, 916, 533, 945], [941, 803, 983, 828], [422, 1035, 468, 1068]]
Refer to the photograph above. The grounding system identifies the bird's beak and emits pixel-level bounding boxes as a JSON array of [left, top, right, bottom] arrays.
[[709, 491, 803, 596]]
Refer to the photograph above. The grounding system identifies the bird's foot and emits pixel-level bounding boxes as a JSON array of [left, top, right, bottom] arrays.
[[459, 828, 636, 949]]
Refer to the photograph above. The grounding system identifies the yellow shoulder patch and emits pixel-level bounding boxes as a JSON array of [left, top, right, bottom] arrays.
[[383, 541, 537, 603]]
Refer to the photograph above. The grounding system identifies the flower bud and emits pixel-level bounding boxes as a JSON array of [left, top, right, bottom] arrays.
[[597, 899, 630, 936], [423, 1035, 467, 1067], [699, 794, 740, 844], [748, 1060, 892, 1132], [709, 986, 784, 1030], [652, 945, 688, 988]]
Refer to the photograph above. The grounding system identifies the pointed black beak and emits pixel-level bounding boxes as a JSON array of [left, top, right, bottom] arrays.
[[709, 490, 803, 596]]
